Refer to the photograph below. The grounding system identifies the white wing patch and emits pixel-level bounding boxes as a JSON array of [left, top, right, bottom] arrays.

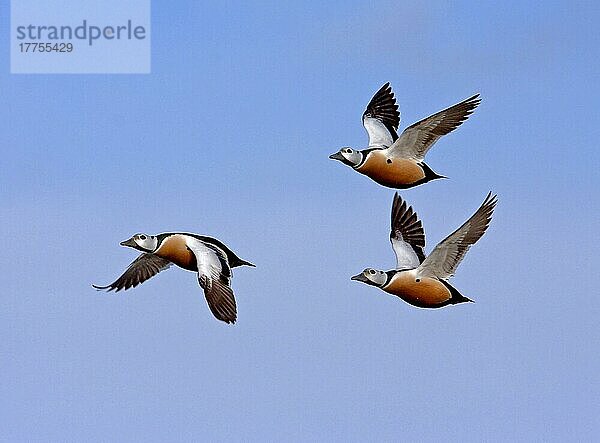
[[389, 192, 426, 270], [391, 238, 421, 271], [184, 236, 237, 324], [185, 236, 226, 281], [363, 116, 395, 148]]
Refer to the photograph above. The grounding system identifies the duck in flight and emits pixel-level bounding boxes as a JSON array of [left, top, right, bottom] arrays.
[[329, 83, 481, 189], [93, 232, 254, 324], [351, 192, 497, 308]]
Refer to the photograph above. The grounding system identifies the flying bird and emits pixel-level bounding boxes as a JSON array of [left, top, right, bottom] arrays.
[[329, 83, 481, 189], [93, 232, 255, 324], [351, 192, 497, 308]]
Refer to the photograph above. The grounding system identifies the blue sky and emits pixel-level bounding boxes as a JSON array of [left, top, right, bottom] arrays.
[[1, 1, 599, 441]]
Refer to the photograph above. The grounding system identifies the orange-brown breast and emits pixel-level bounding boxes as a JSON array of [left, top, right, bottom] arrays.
[[383, 272, 452, 308], [154, 235, 196, 271], [356, 151, 425, 188]]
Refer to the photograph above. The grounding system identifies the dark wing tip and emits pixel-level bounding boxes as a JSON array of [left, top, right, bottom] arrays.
[[363, 82, 400, 133], [374, 82, 392, 96], [458, 94, 482, 117], [427, 93, 483, 135], [463, 192, 498, 243], [390, 192, 405, 231], [481, 192, 498, 213], [485, 191, 498, 203], [485, 193, 498, 218], [460, 93, 481, 108], [201, 277, 238, 324], [457, 93, 482, 111], [92, 283, 112, 291], [92, 254, 171, 295], [381, 82, 392, 95], [390, 192, 425, 249]]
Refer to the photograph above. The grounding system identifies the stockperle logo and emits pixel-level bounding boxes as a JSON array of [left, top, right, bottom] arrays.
[[11, 0, 151, 74]]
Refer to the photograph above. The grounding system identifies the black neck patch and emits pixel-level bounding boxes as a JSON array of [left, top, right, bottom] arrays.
[[384, 269, 400, 286], [355, 148, 381, 169]]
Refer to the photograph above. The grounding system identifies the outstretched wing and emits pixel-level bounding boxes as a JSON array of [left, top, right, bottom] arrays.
[[186, 237, 237, 324], [390, 193, 426, 270], [389, 94, 481, 160], [93, 253, 172, 292], [362, 82, 400, 148], [417, 193, 497, 280]]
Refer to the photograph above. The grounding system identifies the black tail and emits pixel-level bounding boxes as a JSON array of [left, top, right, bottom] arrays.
[[232, 258, 256, 268], [420, 162, 447, 181], [440, 279, 473, 304]]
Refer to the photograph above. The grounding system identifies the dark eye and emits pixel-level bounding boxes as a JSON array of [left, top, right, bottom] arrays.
[[140, 235, 146, 240], [345, 149, 352, 153], [369, 269, 376, 275]]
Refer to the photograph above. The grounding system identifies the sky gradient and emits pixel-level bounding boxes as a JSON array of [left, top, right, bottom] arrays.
[[1, 1, 599, 441]]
